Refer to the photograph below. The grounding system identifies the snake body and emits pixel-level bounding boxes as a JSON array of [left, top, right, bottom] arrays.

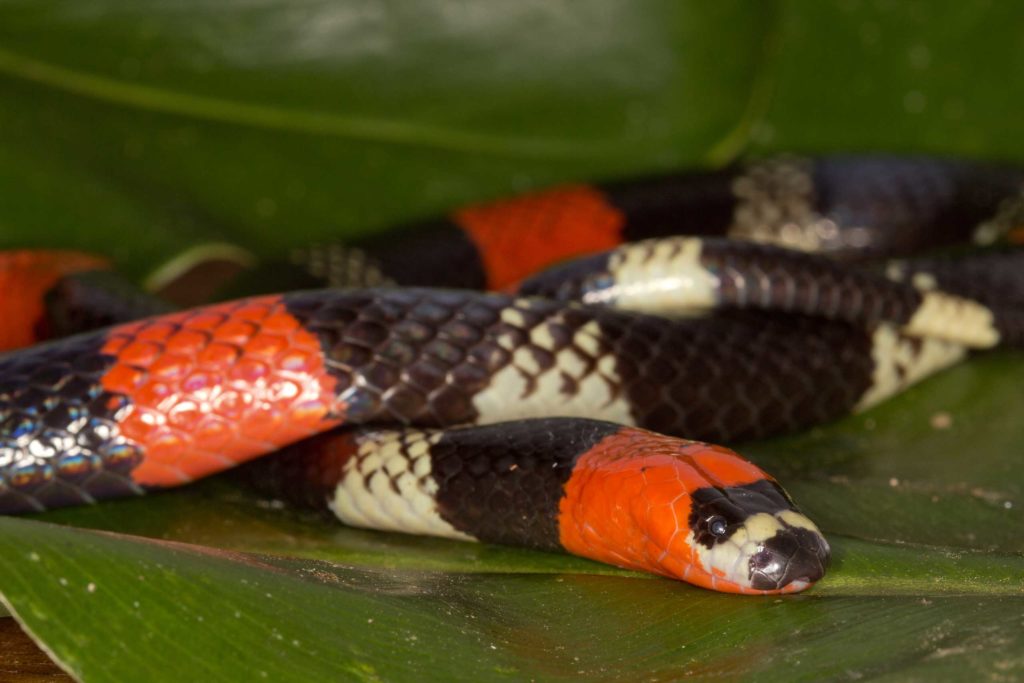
[[1, 155, 1022, 594], [285, 155, 1024, 291]]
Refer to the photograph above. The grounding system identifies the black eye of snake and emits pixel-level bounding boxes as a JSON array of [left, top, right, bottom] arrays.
[[708, 516, 729, 537]]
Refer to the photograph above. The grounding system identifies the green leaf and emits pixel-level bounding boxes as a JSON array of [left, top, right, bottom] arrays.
[[750, 352, 1024, 554], [0, 0, 770, 278], [2, 0, 1024, 680], [1, 517, 1022, 682], [752, 1, 1024, 157]]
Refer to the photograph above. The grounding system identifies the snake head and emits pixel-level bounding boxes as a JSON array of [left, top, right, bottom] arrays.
[[558, 428, 830, 594], [687, 481, 831, 594]]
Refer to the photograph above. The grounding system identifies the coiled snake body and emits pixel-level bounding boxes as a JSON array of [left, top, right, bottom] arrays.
[[1, 155, 1022, 594]]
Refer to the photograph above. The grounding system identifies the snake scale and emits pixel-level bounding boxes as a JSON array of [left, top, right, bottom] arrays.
[[1, 155, 1022, 594]]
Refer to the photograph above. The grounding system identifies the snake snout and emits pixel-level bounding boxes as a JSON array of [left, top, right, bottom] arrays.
[[749, 526, 831, 591]]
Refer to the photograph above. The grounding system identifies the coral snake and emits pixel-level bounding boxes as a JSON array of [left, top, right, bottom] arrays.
[[1, 155, 1023, 595]]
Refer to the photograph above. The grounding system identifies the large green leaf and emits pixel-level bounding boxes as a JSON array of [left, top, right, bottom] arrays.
[[3, 1, 1024, 275], [0, 0, 769, 278], [1, 518, 1022, 682], [1, 0, 1024, 680]]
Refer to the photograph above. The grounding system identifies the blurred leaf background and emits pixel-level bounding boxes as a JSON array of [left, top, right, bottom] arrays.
[[0, 1, 1022, 680]]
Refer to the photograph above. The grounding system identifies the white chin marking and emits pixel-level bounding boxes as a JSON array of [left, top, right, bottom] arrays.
[[698, 512, 824, 591]]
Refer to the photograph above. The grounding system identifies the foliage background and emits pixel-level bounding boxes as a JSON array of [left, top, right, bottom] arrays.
[[0, 1, 1022, 680]]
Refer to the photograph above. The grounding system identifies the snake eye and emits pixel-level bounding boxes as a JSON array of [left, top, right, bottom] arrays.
[[708, 516, 728, 537]]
